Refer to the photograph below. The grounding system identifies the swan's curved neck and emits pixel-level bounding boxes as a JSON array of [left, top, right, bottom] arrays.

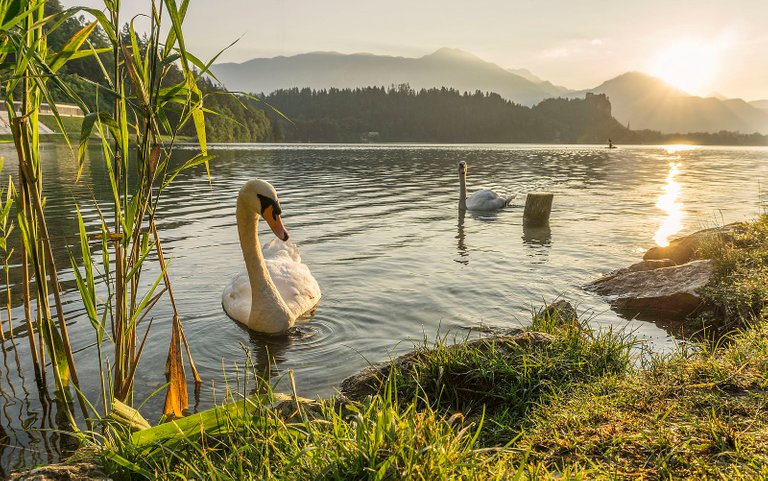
[[236, 199, 292, 333], [459, 170, 467, 210]]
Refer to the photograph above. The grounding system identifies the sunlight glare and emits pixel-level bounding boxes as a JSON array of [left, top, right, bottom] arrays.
[[663, 144, 698, 154], [649, 42, 720, 95], [654, 162, 684, 247]]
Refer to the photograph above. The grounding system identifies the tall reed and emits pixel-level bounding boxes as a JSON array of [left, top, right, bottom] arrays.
[[74, 0, 210, 418], [2, 0, 213, 429], [1, 0, 98, 423]]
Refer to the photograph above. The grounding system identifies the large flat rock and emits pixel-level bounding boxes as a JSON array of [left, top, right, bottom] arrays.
[[589, 259, 714, 318]]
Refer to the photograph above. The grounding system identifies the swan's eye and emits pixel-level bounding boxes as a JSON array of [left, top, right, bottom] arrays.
[[257, 193, 282, 219]]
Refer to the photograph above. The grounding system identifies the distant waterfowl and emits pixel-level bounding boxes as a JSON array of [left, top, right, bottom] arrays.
[[458, 161, 515, 211], [222, 179, 321, 334]]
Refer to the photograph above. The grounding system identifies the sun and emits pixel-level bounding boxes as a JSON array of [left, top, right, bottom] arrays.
[[648, 41, 720, 96]]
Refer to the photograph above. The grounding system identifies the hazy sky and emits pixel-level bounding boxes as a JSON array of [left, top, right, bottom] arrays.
[[66, 0, 768, 100]]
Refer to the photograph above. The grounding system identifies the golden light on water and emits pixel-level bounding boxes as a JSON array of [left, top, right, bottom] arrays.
[[654, 161, 684, 247], [663, 144, 697, 155]]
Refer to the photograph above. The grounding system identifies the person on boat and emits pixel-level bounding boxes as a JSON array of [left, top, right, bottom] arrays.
[[608, 138, 615, 149]]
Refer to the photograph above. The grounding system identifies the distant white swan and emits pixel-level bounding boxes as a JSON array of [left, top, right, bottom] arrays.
[[458, 161, 515, 211], [222, 179, 321, 334]]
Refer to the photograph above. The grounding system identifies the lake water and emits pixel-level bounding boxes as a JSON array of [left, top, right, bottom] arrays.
[[0, 142, 766, 472]]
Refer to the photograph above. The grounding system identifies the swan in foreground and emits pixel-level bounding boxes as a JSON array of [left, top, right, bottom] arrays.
[[222, 179, 321, 334], [458, 161, 515, 211]]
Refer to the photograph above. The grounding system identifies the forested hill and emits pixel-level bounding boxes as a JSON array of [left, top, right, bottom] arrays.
[[262, 86, 628, 143], [39, 0, 278, 143]]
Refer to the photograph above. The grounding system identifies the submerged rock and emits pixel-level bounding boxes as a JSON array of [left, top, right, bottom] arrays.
[[7, 463, 111, 481], [589, 259, 714, 318], [644, 223, 741, 264]]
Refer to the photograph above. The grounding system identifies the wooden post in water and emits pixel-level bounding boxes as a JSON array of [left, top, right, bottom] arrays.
[[523, 193, 553, 226]]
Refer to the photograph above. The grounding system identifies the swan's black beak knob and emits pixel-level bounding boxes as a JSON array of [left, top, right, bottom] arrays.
[[264, 205, 290, 242]]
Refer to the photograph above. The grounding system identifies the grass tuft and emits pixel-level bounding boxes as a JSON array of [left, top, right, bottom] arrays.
[[697, 214, 768, 328]]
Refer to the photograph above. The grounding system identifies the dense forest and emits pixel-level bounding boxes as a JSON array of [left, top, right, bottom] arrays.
[[8, 1, 766, 146], [260, 87, 627, 143], [259, 87, 768, 145]]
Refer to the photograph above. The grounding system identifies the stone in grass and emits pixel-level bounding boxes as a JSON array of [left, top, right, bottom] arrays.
[[339, 330, 557, 402], [644, 223, 741, 264], [533, 300, 580, 328]]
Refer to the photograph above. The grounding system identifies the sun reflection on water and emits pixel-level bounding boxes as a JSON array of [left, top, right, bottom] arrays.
[[654, 161, 684, 247], [663, 144, 697, 154]]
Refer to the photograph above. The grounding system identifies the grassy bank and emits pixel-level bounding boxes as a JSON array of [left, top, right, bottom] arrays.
[[76, 216, 768, 480], [698, 214, 768, 328], [38, 114, 84, 136]]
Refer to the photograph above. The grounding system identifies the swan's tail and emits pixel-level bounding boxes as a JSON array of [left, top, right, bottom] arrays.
[[504, 193, 517, 206]]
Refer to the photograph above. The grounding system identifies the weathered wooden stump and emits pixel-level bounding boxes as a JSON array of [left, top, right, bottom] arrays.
[[523, 192, 553, 226]]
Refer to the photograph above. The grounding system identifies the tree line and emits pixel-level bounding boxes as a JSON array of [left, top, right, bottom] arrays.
[[260, 86, 628, 143]]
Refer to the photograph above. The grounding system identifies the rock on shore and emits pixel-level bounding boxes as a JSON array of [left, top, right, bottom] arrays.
[[588, 259, 714, 318], [586, 224, 742, 326]]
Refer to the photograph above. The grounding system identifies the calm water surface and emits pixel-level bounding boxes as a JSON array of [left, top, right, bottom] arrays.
[[0, 143, 766, 471]]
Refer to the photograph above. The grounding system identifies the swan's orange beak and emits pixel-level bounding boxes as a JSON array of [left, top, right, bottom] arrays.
[[264, 205, 290, 241]]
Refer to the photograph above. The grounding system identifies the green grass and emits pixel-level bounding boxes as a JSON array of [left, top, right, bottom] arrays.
[[39, 114, 84, 136], [517, 323, 768, 479], [697, 214, 768, 328], [79, 216, 768, 480], [383, 307, 634, 446]]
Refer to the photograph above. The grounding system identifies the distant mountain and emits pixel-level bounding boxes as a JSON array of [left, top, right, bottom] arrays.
[[506, 68, 570, 97], [211, 48, 567, 106], [573, 72, 768, 134], [212, 48, 767, 134]]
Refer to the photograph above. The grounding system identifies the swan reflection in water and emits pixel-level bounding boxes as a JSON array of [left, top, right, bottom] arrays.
[[456, 208, 468, 264], [455, 209, 504, 265]]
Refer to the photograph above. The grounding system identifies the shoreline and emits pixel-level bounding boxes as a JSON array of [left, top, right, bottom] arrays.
[[11, 216, 768, 480]]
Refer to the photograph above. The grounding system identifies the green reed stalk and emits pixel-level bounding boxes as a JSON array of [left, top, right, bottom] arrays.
[[71, 0, 209, 418], [1, 0, 105, 424]]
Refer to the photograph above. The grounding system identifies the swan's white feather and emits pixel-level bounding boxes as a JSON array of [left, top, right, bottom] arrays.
[[465, 189, 515, 211], [222, 238, 321, 324], [262, 238, 321, 319]]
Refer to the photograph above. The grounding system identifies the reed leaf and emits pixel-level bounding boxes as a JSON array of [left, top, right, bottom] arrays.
[[47, 20, 99, 72]]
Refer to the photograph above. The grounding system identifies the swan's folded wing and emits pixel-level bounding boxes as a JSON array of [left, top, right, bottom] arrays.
[[466, 189, 505, 210], [222, 271, 252, 323], [266, 258, 321, 319]]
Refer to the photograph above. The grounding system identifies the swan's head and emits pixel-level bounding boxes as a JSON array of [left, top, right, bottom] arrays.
[[458, 161, 467, 174], [239, 179, 290, 241]]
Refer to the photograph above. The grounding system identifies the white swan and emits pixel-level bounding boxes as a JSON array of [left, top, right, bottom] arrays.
[[458, 161, 515, 211], [222, 179, 321, 334]]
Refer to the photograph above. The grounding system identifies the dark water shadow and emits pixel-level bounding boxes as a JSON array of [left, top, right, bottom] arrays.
[[522, 223, 552, 246], [521, 223, 552, 263], [613, 306, 721, 341], [238, 326, 293, 385]]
